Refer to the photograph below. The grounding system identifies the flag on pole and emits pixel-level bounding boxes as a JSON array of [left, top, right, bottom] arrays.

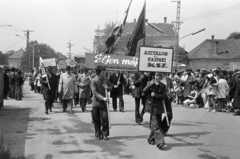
[[126, 0, 146, 56], [105, 0, 133, 54]]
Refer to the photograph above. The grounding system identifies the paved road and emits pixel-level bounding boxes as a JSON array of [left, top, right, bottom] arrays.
[[1, 83, 240, 159]]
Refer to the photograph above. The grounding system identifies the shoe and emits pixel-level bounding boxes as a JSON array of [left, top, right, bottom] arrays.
[[96, 136, 102, 140], [114, 109, 117, 112], [207, 109, 210, 112], [63, 109, 66, 112], [70, 110, 74, 114], [45, 111, 48, 115], [103, 136, 109, 140], [212, 109, 216, 113], [82, 108, 85, 112], [157, 143, 165, 149], [137, 122, 141, 125], [50, 109, 53, 112], [233, 112, 240, 116], [148, 141, 155, 145]]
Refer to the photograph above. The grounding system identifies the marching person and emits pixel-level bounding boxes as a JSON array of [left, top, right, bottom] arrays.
[[40, 66, 58, 114], [15, 70, 24, 101], [142, 72, 168, 150], [91, 66, 112, 140], [160, 73, 174, 135], [109, 70, 125, 112], [9, 67, 16, 99], [58, 66, 78, 114], [132, 71, 148, 125], [3, 66, 10, 100], [77, 68, 91, 112]]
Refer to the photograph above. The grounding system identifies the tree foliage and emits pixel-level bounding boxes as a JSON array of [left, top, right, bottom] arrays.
[[227, 32, 240, 40], [0, 51, 8, 65], [20, 40, 67, 72]]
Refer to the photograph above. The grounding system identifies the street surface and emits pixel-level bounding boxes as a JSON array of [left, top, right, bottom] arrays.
[[1, 83, 240, 159]]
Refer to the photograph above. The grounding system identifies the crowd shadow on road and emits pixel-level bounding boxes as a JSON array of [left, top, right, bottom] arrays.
[[0, 105, 31, 159], [197, 148, 231, 159]]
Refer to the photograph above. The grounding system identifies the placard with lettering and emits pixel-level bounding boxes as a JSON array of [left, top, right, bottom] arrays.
[[85, 53, 138, 71], [139, 47, 173, 73]]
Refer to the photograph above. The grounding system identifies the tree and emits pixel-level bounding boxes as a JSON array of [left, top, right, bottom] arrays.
[[0, 51, 8, 65], [93, 20, 116, 53], [227, 32, 240, 40], [20, 40, 67, 71]]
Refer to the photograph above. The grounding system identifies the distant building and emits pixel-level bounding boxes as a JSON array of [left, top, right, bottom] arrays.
[[93, 18, 177, 55], [8, 48, 24, 68], [188, 36, 240, 71]]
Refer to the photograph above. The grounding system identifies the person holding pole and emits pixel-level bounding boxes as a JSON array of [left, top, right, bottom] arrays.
[[40, 66, 58, 114], [142, 72, 168, 150], [109, 70, 125, 112], [91, 66, 112, 140]]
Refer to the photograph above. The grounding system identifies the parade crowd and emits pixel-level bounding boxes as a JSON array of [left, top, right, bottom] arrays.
[[4, 65, 240, 150]]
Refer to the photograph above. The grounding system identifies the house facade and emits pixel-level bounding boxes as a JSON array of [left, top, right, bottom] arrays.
[[188, 37, 240, 71], [8, 48, 24, 68]]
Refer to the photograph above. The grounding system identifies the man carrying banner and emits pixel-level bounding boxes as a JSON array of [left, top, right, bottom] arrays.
[[58, 66, 78, 114], [91, 66, 112, 140], [40, 66, 58, 114], [109, 70, 125, 112], [142, 72, 168, 150]]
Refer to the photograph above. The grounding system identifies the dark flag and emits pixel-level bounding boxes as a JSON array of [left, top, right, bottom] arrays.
[[105, 0, 133, 54], [126, 1, 146, 56]]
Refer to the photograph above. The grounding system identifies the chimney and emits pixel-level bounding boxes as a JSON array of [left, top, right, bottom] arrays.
[[212, 35, 214, 39], [164, 17, 167, 23], [134, 19, 136, 23], [145, 19, 148, 23]]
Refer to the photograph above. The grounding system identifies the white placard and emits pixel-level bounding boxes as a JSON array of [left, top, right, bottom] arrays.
[[139, 47, 173, 73], [42, 58, 56, 67]]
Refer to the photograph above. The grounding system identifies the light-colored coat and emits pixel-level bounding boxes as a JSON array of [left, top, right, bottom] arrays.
[[77, 73, 91, 99], [58, 73, 78, 99], [217, 78, 229, 99]]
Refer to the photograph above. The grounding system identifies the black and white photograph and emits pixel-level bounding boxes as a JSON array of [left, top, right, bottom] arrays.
[[0, 0, 240, 158]]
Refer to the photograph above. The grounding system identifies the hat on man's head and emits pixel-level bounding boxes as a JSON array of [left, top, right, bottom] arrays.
[[11, 67, 15, 71], [3, 66, 10, 71], [96, 66, 106, 71], [47, 66, 53, 71], [65, 65, 71, 70]]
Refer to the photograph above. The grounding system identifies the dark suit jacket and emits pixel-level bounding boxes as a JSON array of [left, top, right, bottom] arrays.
[[109, 72, 125, 98], [134, 73, 148, 95], [40, 73, 58, 100], [91, 76, 112, 108]]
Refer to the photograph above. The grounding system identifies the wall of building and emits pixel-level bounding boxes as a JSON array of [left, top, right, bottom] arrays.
[[8, 58, 21, 68], [189, 59, 230, 70]]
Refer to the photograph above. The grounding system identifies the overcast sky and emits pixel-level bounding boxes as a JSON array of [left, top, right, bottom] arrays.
[[1, 0, 240, 56]]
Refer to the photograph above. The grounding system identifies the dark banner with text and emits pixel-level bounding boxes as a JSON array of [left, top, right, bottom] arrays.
[[85, 53, 138, 71]]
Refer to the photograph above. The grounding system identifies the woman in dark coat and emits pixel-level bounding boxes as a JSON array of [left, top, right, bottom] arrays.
[[142, 72, 168, 150], [233, 73, 240, 115], [15, 70, 24, 100]]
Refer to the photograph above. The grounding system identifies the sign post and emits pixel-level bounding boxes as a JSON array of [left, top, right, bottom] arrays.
[[138, 46, 173, 128]]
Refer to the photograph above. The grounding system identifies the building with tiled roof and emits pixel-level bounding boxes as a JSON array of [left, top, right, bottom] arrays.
[[188, 36, 240, 70], [8, 48, 24, 68], [93, 18, 177, 55]]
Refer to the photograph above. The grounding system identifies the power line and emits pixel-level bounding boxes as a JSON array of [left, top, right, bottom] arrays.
[[2, 39, 24, 52], [147, 0, 170, 13], [182, 3, 240, 22]]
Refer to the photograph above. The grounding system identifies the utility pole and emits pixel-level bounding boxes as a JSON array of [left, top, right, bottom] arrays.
[[172, 0, 182, 65], [24, 30, 33, 72], [67, 40, 73, 59]]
